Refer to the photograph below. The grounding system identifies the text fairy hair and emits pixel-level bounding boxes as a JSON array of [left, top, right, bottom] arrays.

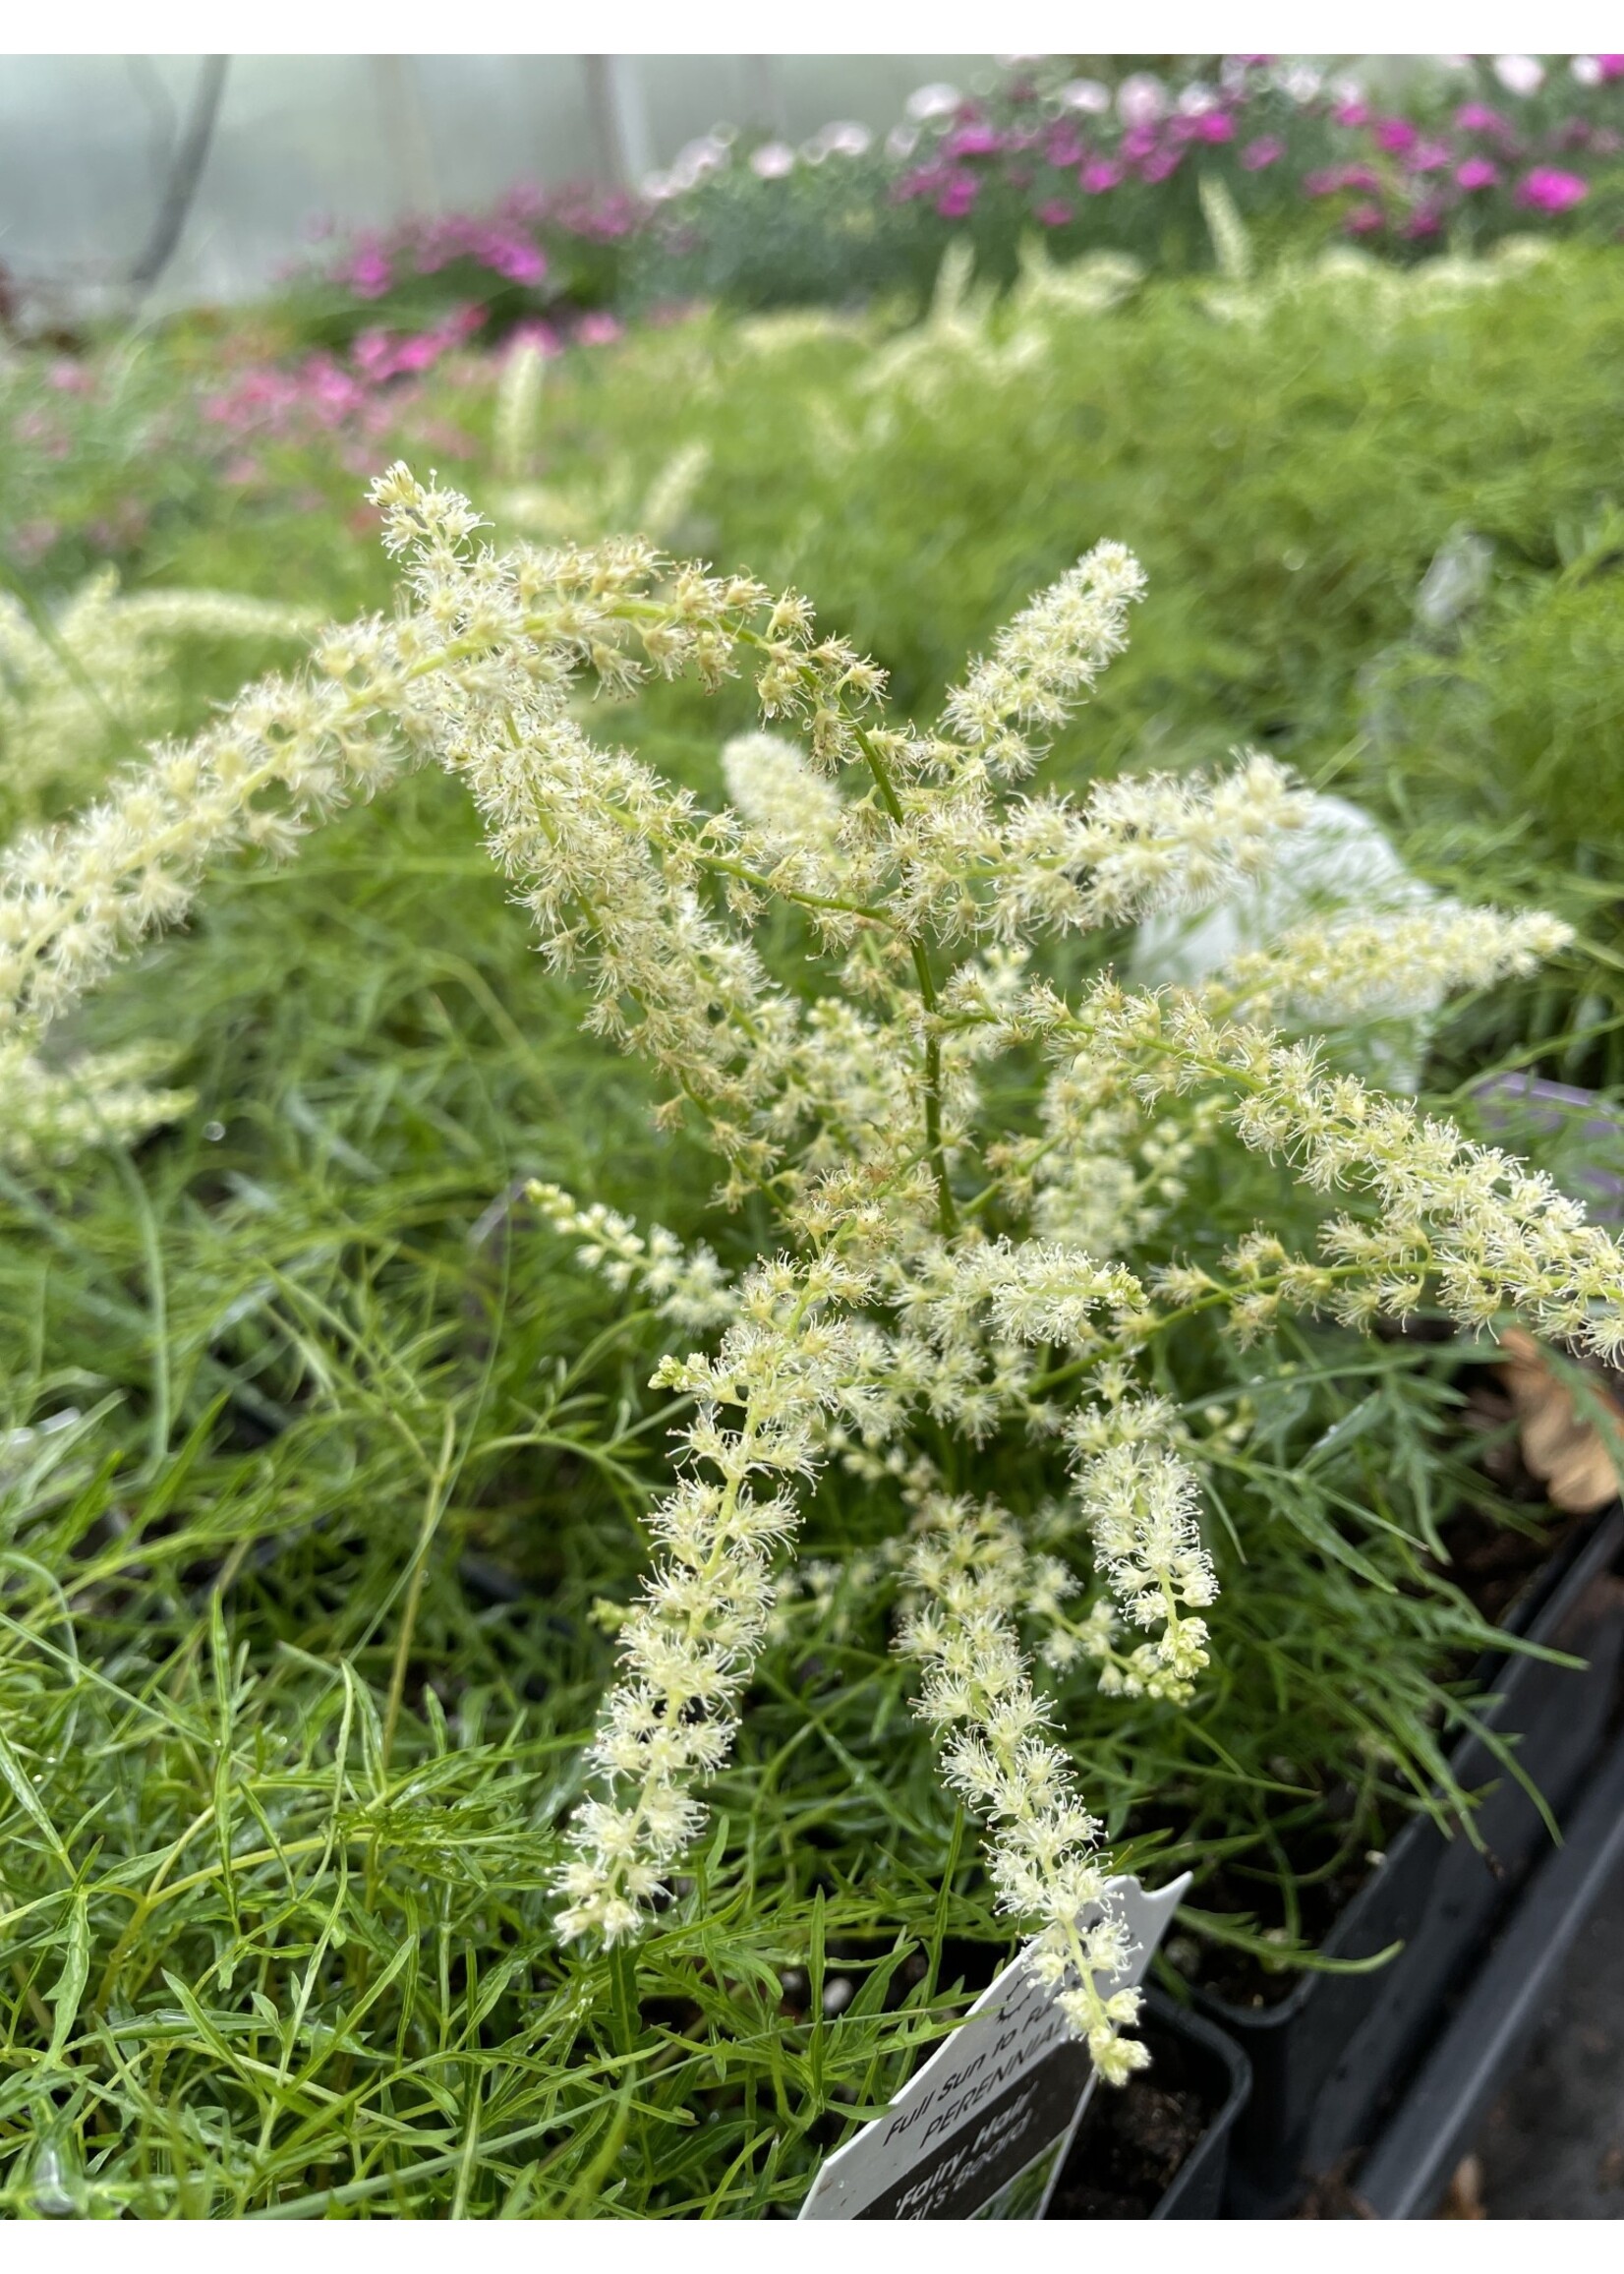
[[0, 461, 1610, 2079]]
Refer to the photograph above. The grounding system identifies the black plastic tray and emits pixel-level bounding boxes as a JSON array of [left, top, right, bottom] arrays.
[[1045, 1987, 1251, 2221], [1357, 1716, 1624, 2217], [1196, 1503, 1624, 2215]]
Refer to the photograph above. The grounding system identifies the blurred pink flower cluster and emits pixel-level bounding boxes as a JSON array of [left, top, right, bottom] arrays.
[[202, 306, 485, 441], [887, 55, 1624, 245], [1307, 72, 1621, 238], [893, 61, 1305, 223], [321, 181, 643, 304], [193, 297, 633, 501]]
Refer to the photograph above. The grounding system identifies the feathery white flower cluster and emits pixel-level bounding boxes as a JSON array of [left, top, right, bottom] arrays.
[[1210, 904, 1573, 1026], [0, 1039, 194, 1171], [899, 1498, 1149, 2081], [857, 241, 1142, 413], [493, 339, 548, 483], [554, 1256, 879, 1941], [722, 730, 845, 858], [15, 462, 1623, 2080], [495, 332, 709, 549], [526, 1181, 734, 1330], [942, 545, 1147, 781], [1053, 980, 1624, 1360], [1070, 1399, 1216, 1705], [0, 570, 316, 824]]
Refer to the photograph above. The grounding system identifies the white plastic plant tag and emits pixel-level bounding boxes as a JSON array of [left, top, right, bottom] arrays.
[[798, 1871, 1190, 2221]]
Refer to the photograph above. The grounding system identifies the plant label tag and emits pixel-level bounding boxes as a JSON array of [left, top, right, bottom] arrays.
[[797, 1871, 1190, 2221]]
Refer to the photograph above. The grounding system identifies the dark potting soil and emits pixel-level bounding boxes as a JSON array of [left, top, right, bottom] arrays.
[[1046, 2012, 1213, 2218]]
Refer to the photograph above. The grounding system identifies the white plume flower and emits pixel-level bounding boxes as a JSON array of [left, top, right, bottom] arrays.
[[11, 462, 1623, 2084]]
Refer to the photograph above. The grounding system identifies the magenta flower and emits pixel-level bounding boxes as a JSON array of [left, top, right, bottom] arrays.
[[1036, 199, 1073, 226], [1455, 102, 1509, 134], [575, 312, 624, 347], [1045, 132, 1084, 167], [1332, 98, 1370, 126], [1242, 135, 1286, 170], [1373, 117, 1420, 154], [1343, 202, 1385, 236], [1120, 124, 1160, 162], [1516, 166, 1589, 212], [1401, 204, 1445, 239], [1189, 110, 1235, 143], [935, 173, 978, 218], [1404, 138, 1454, 174], [351, 329, 395, 379], [1599, 55, 1624, 81], [1079, 157, 1124, 193], [1456, 156, 1500, 190], [347, 242, 391, 299], [478, 233, 548, 286], [1305, 164, 1381, 197], [943, 123, 1002, 159], [1139, 146, 1184, 183]]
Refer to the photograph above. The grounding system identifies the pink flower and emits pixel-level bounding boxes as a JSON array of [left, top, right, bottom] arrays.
[[575, 312, 624, 346], [1343, 201, 1385, 236], [1045, 132, 1084, 168], [1036, 199, 1073, 226], [1120, 124, 1160, 162], [1402, 204, 1445, 239], [1406, 138, 1455, 174], [1305, 164, 1381, 197], [935, 172, 978, 218], [480, 233, 547, 286], [1600, 56, 1624, 82], [351, 327, 395, 379], [1516, 166, 1589, 212], [1242, 135, 1286, 170], [1139, 147, 1184, 183], [1374, 117, 1419, 153], [943, 123, 1001, 159], [1333, 98, 1370, 126], [45, 359, 91, 393], [347, 242, 392, 299], [391, 333, 444, 375], [1078, 157, 1123, 193], [1456, 102, 1508, 134], [1189, 110, 1235, 143], [1457, 156, 1500, 190]]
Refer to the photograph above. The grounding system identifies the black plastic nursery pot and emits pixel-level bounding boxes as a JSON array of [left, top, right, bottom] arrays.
[[1043, 1989, 1251, 2221], [1193, 1501, 1624, 2218]]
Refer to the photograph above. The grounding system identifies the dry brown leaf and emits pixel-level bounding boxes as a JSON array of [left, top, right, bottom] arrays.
[[1497, 1327, 1624, 1513], [1439, 2152, 1487, 2219]]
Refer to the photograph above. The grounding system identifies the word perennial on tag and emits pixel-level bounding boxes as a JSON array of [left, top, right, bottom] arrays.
[[799, 1874, 1190, 2221]]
